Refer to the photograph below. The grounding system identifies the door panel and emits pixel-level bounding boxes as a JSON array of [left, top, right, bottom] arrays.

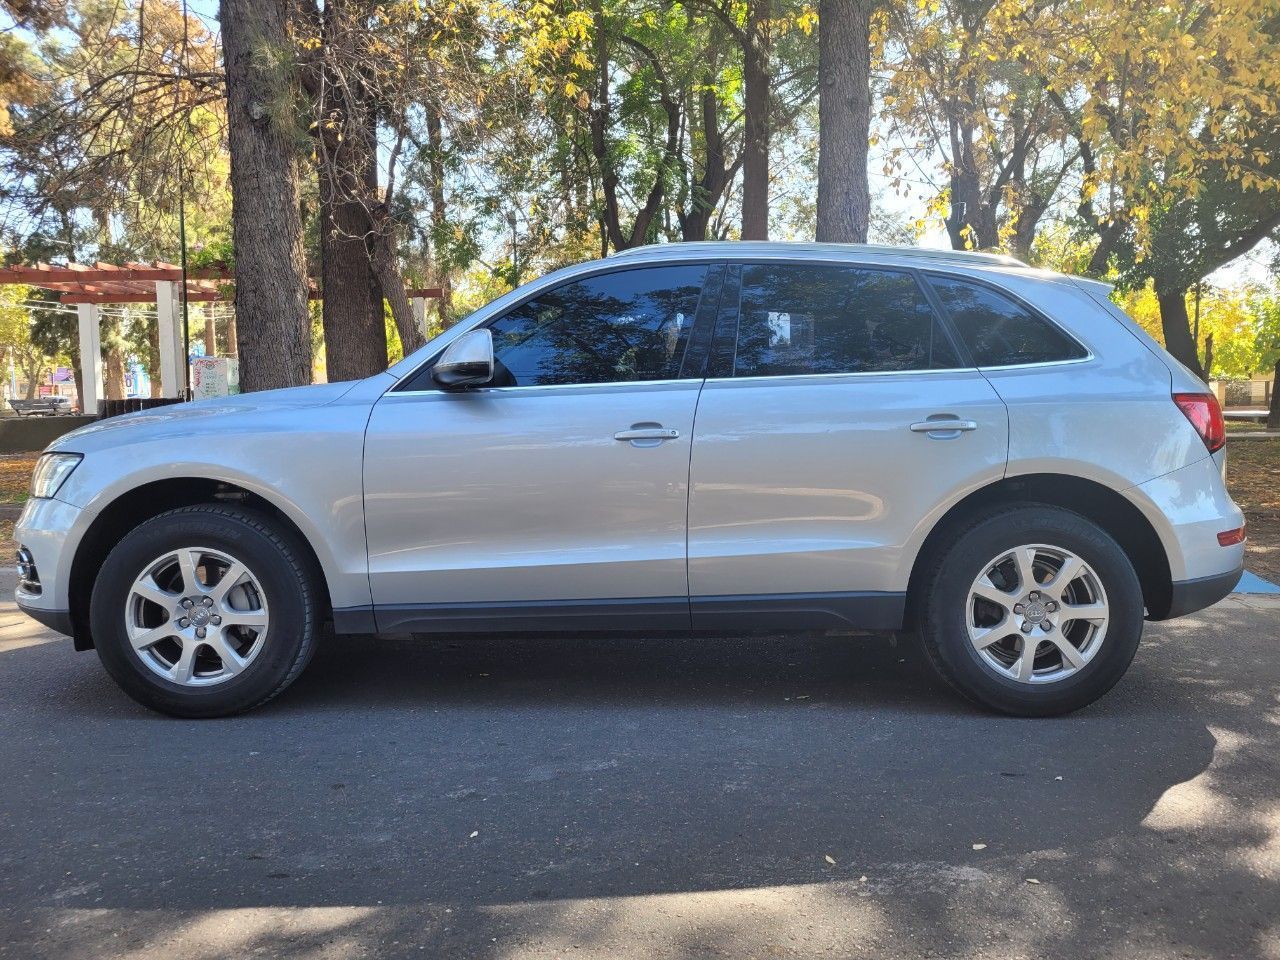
[[364, 381, 701, 629], [687, 370, 1008, 609]]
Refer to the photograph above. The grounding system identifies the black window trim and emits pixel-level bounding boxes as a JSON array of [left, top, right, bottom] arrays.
[[394, 259, 730, 393], [706, 260, 971, 382], [918, 267, 1093, 371]]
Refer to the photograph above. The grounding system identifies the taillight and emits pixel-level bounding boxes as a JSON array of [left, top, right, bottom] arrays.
[[1173, 392, 1226, 453]]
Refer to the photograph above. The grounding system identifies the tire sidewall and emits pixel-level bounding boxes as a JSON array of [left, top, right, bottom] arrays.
[[90, 508, 313, 717], [923, 505, 1144, 715]]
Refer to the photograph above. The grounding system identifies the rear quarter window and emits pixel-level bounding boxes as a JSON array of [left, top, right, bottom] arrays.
[[927, 274, 1087, 367]]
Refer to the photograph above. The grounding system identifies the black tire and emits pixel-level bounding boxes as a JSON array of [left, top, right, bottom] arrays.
[[917, 503, 1144, 716], [90, 504, 321, 718]]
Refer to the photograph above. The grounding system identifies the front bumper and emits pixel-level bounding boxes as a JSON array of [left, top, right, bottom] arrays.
[[14, 496, 84, 639], [16, 601, 73, 636]]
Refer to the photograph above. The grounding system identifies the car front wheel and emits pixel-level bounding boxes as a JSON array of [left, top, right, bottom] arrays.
[[90, 505, 320, 717], [918, 504, 1145, 716]]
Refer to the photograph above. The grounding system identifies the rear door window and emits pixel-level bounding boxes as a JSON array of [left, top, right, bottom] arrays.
[[731, 264, 960, 377]]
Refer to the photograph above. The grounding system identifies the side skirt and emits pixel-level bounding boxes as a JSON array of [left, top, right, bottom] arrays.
[[333, 591, 907, 636]]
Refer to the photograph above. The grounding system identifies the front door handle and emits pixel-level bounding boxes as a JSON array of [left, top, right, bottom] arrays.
[[909, 418, 979, 436], [614, 424, 680, 446]]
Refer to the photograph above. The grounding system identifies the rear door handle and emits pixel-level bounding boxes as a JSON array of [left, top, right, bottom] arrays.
[[614, 424, 680, 445], [909, 418, 978, 435]]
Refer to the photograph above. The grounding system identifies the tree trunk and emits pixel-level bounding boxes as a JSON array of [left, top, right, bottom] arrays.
[[104, 346, 126, 400], [680, 77, 737, 242], [1267, 358, 1280, 430], [815, 0, 871, 243], [740, 0, 771, 241], [371, 226, 424, 353], [425, 105, 452, 315], [317, 0, 387, 382], [320, 197, 386, 380], [220, 0, 312, 392], [1155, 284, 1206, 381]]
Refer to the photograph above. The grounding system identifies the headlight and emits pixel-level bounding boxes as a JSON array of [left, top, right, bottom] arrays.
[[30, 453, 82, 499]]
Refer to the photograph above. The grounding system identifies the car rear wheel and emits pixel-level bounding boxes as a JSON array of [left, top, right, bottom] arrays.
[[90, 505, 320, 717], [917, 504, 1144, 716]]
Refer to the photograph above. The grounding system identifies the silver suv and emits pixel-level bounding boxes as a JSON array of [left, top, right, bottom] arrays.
[[16, 243, 1245, 717]]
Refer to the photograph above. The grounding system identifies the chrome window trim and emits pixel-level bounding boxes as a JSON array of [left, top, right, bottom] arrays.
[[388, 377, 701, 398], [701, 366, 981, 386], [974, 353, 1096, 372]]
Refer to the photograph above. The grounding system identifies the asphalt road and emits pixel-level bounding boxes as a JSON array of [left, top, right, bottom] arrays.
[[1, 570, 1278, 960]]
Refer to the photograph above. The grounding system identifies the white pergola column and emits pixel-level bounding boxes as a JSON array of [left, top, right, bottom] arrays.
[[412, 296, 428, 338], [76, 303, 104, 415], [155, 280, 186, 398]]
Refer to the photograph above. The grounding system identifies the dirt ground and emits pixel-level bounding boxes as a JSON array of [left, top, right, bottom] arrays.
[[0, 453, 35, 505], [1, 443, 1277, 582], [1225, 439, 1280, 583]]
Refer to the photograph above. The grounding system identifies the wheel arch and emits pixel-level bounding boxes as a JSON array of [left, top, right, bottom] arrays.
[[67, 477, 333, 650], [903, 473, 1173, 627]]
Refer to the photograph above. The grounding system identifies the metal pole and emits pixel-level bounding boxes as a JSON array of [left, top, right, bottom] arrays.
[[176, 0, 193, 397]]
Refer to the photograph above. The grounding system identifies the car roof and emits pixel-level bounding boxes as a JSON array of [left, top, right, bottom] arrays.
[[605, 241, 1029, 271]]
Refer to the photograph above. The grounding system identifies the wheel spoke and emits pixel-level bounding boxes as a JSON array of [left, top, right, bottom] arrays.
[[1047, 631, 1087, 670], [129, 623, 175, 652], [1013, 547, 1039, 594], [972, 578, 1015, 611], [1045, 554, 1085, 599], [969, 623, 1010, 650], [1014, 636, 1040, 681], [1061, 599, 1108, 622], [132, 577, 179, 615], [207, 634, 246, 675], [210, 560, 248, 604], [169, 640, 197, 683], [221, 609, 268, 630], [176, 549, 203, 595]]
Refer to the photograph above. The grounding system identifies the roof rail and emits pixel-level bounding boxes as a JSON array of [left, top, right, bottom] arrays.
[[606, 241, 1028, 268]]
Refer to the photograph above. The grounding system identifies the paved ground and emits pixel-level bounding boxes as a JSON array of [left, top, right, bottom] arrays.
[[1, 573, 1278, 960]]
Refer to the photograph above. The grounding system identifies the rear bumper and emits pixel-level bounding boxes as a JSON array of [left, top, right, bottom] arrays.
[[1156, 565, 1244, 620]]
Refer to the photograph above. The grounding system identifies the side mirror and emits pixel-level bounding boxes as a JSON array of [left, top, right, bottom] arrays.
[[432, 329, 494, 389]]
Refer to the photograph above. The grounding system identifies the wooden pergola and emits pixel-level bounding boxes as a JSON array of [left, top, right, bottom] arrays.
[[0, 261, 441, 413]]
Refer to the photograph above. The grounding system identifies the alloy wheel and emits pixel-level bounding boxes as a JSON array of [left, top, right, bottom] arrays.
[[124, 546, 270, 686], [965, 543, 1109, 684]]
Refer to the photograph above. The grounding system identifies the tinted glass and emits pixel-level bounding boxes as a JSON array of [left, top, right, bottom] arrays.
[[927, 275, 1087, 367], [485, 265, 707, 387], [732, 265, 959, 377]]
